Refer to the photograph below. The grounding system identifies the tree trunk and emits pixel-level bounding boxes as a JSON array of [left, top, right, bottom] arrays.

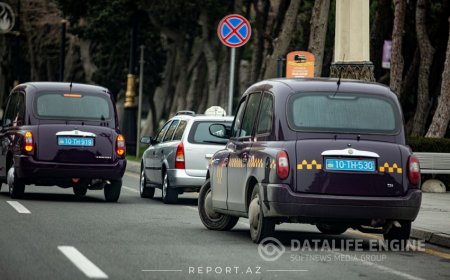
[[307, 0, 330, 77], [263, 0, 301, 79], [250, 0, 270, 84], [370, 0, 393, 80], [411, 0, 435, 136], [390, 0, 406, 97], [425, 17, 450, 138]]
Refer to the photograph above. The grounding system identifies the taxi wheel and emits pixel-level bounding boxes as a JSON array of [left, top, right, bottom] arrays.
[[383, 221, 411, 247], [7, 164, 25, 199], [140, 164, 155, 198], [162, 173, 178, 204], [249, 187, 275, 243], [104, 179, 122, 202], [73, 185, 88, 196], [198, 179, 239, 231], [316, 224, 348, 235]]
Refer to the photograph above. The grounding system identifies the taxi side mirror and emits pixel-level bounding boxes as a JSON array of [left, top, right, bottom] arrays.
[[141, 136, 157, 145], [209, 124, 229, 139]]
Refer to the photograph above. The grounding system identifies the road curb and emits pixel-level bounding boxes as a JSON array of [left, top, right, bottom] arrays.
[[126, 159, 450, 249], [411, 227, 450, 248], [126, 160, 140, 174]]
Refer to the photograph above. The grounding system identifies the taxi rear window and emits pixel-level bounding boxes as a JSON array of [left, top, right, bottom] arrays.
[[287, 92, 400, 135], [34, 92, 112, 121], [188, 121, 232, 145]]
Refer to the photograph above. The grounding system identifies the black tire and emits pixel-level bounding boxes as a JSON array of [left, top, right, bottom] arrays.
[[249, 187, 275, 243], [104, 179, 122, 202], [383, 221, 411, 247], [73, 185, 88, 196], [316, 224, 348, 235], [161, 173, 178, 204], [7, 164, 25, 199], [140, 163, 155, 198], [198, 179, 239, 231]]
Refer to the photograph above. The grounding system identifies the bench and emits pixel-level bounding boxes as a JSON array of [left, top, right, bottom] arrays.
[[414, 152, 450, 175]]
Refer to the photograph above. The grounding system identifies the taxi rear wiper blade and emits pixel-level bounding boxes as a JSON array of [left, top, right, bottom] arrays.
[[202, 140, 227, 145]]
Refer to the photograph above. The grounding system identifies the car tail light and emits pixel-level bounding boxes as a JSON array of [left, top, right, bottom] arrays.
[[24, 131, 33, 153], [276, 151, 289, 180], [175, 143, 185, 169], [116, 134, 125, 157], [408, 155, 420, 186]]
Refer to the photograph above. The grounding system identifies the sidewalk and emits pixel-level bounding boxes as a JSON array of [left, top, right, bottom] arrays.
[[412, 192, 450, 248], [125, 161, 450, 248]]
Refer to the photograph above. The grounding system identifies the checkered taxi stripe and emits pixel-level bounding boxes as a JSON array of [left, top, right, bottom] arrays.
[[297, 160, 322, 170]]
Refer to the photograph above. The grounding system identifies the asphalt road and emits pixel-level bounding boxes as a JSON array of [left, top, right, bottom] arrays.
[[0, 172, 449, 280]]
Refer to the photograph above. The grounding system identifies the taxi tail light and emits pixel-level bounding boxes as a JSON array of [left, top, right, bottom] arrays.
[[276, 151, 289, 180], [24, 131, 34, 153], [116, 134, 125, 157], [408, 155, 420, 186], [175, 143, 185, 169]]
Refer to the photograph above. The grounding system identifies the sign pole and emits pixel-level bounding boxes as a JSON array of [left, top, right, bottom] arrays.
[[217, 14, 251, 115], [228, 47, 236, 115]]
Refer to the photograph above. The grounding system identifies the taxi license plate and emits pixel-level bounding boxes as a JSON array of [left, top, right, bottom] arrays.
[[58, 137, 94, 147], [325, 158, 375, 172]]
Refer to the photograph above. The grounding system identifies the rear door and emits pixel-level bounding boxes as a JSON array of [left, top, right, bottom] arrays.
[[146, 121, 171, 184], [34, 92, 115, 164], [227, 92, 262, 212]]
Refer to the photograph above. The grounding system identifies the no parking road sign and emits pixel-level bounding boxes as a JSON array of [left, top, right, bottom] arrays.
[[217, 14, 251, 116], [217, 14, 251, 48]]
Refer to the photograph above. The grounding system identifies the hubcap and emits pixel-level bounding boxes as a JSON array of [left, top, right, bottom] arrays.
[[7, 167, 14, 194], [204, 189, 220, 219], [162, 175, 167, 198], [140, 170, 145, 194], [249, 195, 260, 231]]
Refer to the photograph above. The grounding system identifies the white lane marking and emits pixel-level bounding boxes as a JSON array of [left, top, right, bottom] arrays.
[[184, 206, 197, 211], [7, 201, 31, 214], [58, 246, 108, 279], [333, 252, 424, 280], [238, 221, 249, 227], [122, 186, 139, 193], [185, 206, 249, 227]]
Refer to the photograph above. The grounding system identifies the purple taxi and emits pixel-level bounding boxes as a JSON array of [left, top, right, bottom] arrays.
[[198, 78, 421, 244], [0, 82, 126, 202]]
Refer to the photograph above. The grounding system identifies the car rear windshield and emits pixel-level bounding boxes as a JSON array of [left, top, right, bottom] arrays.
[[188, 121, 232, 145], [287, 92, 400, 134], [34, 92, 112, 121]]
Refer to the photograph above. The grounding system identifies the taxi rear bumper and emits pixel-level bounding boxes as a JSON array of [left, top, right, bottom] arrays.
[[261, 184, 421, 222]]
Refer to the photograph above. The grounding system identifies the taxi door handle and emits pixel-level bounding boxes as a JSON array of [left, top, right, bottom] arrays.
[[242, 153, 249, 164]]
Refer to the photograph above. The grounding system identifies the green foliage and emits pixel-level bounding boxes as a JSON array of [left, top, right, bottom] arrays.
[[408, 137, 450, 153], [56, 0, 165, 98]]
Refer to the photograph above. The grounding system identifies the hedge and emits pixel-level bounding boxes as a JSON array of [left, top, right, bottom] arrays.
[[408, 137, 450, 153]]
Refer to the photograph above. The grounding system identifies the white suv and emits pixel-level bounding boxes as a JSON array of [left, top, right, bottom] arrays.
[[140, 111, 233, 203]]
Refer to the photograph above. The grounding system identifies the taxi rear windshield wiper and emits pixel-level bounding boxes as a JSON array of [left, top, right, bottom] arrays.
[[202, 140, 227, 145]]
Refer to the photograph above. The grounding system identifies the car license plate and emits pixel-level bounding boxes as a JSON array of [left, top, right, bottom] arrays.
[[325, 158, 375, 172], [58, 137, 94, 147]]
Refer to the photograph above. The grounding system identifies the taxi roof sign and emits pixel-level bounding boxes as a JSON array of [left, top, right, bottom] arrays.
[[205, 106, 227, 116]]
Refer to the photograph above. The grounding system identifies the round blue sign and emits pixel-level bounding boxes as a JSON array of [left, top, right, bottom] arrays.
[[217, 14, 251, 48]]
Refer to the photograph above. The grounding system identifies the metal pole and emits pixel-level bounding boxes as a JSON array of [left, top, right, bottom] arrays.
[[228, 47, 236, 115], [136, 46, 145, 158]]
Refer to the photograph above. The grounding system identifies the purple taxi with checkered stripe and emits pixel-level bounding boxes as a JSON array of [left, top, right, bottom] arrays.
[[198, 78, 421, 244]]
